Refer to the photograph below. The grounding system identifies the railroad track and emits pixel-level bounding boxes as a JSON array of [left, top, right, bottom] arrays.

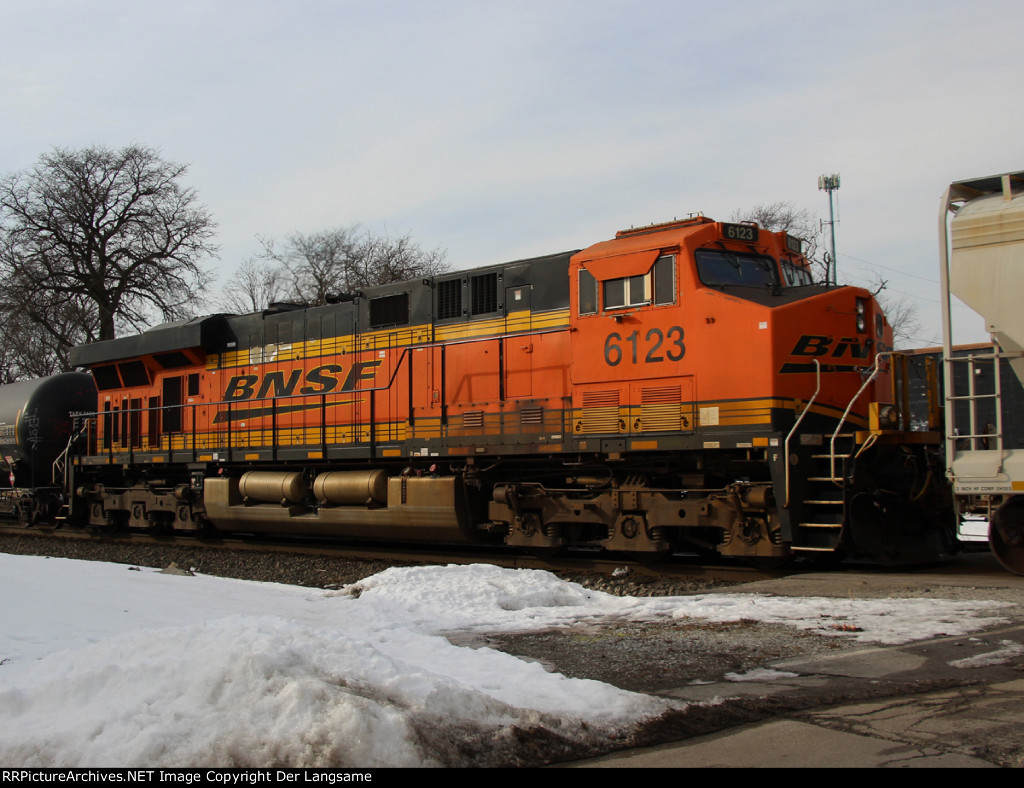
[[0, 521, 783, 587]]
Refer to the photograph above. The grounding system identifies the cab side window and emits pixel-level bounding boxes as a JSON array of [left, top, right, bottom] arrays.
[[579, 269, 598, 315], [599, 255, 676, 311], [652, 255, 676, 304]]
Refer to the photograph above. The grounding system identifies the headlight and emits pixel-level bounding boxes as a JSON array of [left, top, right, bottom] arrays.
[[856, 298, 868, 334]]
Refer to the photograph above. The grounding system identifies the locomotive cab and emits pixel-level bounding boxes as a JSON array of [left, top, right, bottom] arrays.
[[519, 215, 955, 564]]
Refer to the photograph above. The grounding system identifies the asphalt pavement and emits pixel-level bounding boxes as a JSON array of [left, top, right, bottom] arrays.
[[564, 551, 1024, 768]]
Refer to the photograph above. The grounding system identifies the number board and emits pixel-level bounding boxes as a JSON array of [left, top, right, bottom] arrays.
[[721, 223, 758, 243]]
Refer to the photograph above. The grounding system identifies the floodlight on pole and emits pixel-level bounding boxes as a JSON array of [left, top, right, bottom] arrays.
[[818, 173, 840, 286]]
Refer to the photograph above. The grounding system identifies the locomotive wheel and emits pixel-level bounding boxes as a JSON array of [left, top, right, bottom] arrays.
[[990, 500, 1024, 576]]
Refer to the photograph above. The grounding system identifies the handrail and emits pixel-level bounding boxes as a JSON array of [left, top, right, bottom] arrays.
[[77, 346, 416, 462], [70, 317, 661, 470], [828, 351, 896, 482], [783, 359, 820, 507], [52, 422, 87, 486]]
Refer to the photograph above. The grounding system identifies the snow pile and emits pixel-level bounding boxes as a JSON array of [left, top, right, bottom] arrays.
[[2, 615, 651, 767], [345, 563, 1010, 645], [0, 555, 1012, 767], [0, 557, 668, 768], [342, 562, 644, 631]]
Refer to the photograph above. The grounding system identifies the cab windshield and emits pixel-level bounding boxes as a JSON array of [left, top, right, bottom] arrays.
[[695, 249, 779, 288], [781, 259, 814, 286]]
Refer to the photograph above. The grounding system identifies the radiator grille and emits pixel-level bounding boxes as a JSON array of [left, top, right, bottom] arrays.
[[437, 279, 462, 320], [581, 390, 620, 433], [641, 386, 682, 432], [471, 272, 498, 315]]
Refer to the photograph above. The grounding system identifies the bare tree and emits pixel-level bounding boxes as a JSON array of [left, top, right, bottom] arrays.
[[218, 256, 286, 314], [0, 294, 98, 382], [730, 201, 827, 282], [224, 226, 448, 310], [264, 227, 362, 306], [348, 231, 448, 290], [0, 145, 218, 372], [0, 314, 74, 383]]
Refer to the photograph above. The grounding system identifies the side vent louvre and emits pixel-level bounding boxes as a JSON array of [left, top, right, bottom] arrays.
[[521, 406, 543, 425], [581, 390, 620, 434], [641, 385, 683, 432]]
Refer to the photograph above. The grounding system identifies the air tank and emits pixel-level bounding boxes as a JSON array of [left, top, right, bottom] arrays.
[[239, 471, 309, 504], [0, 372, 97, 487]]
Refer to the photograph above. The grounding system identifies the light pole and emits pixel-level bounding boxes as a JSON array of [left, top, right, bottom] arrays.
[[818, 173, 840, 286]]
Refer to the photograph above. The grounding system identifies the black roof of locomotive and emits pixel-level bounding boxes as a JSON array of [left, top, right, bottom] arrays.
[[67, 249, 578, 368], [67, 314, 233, 367]]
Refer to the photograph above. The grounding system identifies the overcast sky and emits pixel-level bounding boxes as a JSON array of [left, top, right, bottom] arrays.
[[4, 0, 1020, 345]]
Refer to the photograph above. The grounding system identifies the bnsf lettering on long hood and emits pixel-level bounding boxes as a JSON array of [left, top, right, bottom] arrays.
[[222, 362, 381, 402]]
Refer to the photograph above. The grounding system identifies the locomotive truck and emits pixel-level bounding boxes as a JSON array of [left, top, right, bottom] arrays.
[[0, 214, 959, 567]]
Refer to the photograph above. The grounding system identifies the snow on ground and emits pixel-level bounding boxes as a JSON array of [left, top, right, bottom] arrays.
[[723, 668, 800, 682], [959, 517, 989, 542], [948, 640, 1024, 670], [0, 555, 1012, 767]]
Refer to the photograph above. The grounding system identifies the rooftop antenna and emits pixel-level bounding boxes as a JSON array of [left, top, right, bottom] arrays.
[[818, 173, 841, 286]]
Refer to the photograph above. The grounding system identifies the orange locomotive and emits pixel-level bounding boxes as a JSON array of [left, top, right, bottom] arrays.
[[60, 215, 957, 566]]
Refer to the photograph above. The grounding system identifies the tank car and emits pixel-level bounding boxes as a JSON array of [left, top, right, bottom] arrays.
[[9, 214, 957, 567], [0, 372, 97, 523]]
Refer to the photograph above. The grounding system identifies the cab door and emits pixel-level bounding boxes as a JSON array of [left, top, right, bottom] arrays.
[[504, 285, 532, 398]]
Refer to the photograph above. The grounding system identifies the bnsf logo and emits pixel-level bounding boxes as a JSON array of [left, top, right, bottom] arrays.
[[778, 335, 886, 374], [223, 361, 381, 401], [791, 335, 873, 359]]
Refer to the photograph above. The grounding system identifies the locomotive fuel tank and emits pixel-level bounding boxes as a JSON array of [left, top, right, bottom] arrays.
[[0, 372, 97, 486]]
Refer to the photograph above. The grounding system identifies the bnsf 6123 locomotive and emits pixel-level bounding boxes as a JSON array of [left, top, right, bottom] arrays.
[[1, 215, 959, 566]]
